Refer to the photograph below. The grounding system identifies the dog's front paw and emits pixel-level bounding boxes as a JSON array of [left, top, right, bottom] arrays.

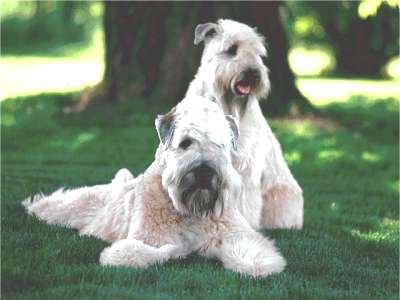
[[251, 255, 286, 277], [99, 239, 179, 268], [159, 243, 190, 259], [224, 253, 286, 278], [219, 232, 287, 278], [99, 246, 124, 267], [99, 240, 152, 267]]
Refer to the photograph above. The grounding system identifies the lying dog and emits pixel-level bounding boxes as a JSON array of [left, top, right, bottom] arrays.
[[23, 95, 285, 277]]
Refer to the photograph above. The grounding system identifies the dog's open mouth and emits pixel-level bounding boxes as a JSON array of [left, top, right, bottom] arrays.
[[234, 81, 252, 95], [233, 70, 260, 96]]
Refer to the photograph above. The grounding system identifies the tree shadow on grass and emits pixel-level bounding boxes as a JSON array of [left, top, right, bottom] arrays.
[[321, 95, 398, 144]]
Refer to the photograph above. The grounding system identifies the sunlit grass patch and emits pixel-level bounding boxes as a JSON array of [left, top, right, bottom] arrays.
[[361, 151, 381, 163], [271, 116, 338, 138], [284, 150, 302, 165], [0, 28, 104, 100], [0, 57, 104, 100], [296, 77, 400, 106], [350, 218, 399, 247], [48, 130, 100, 152], [317, 149, 345, 162]]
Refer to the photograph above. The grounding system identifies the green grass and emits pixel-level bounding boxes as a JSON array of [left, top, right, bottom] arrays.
[[2, 79, 398, 299]]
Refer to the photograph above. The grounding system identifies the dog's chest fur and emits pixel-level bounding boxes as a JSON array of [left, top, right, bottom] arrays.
[[128, 169, 184, 247], [128, 166, 242, 251]]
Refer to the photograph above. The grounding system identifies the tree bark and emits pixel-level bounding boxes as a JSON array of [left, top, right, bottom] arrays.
[[102, 2, 171, 101]]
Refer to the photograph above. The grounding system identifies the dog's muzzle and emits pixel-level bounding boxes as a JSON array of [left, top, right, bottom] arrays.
[[232, 68, 261, 96], [179, 162, 221, 217], [193, 164, 217, 189]]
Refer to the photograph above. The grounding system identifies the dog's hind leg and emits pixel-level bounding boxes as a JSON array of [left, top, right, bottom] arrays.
[[111, 168, 135, 183], [260, 128, 304, 230], [22, 169, 137, 241], [261, 181, 303, 230]]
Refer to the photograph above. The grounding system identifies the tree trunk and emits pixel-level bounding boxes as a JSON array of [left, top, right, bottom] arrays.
[[102, 2, 171, 101], [78, 1, 312, 116]]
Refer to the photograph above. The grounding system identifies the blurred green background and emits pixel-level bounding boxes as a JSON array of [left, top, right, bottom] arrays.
[[1, 1, 399, 299]]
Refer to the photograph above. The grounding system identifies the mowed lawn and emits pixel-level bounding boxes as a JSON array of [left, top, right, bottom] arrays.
[[2, 77, 399, 299]]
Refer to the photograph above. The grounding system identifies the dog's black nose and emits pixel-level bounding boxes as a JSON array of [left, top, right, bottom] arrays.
[[193, 164, 216, 188], [243, 68, 261, 83]]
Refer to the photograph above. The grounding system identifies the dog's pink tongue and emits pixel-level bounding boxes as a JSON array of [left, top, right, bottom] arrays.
[[237, 84, 251, 95]]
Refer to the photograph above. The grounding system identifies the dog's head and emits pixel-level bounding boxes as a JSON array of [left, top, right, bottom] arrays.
[[194, 19, 270, 102], [155, 96, 240, 217]]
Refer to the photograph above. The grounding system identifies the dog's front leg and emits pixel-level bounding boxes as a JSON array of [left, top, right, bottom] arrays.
[[99, 239, 186, 268], [209, 231, 286, 278]]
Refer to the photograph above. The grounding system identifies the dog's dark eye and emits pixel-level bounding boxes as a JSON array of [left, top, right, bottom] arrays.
[[227, 44, 238, 56], [179, 138, 192, 150]]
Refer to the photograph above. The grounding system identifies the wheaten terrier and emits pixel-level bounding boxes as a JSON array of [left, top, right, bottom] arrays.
[[186, 19, 303, 229], [23, 95, 286, 277]]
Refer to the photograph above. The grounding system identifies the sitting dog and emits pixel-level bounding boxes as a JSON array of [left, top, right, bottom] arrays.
[[187, 19, 303, 229], [23, 95, 286, 277]]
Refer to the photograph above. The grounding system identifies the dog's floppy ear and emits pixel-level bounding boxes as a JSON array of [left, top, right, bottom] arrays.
[[155, 107, 176, 146], [194, 23, 219, 45], [225, 115, 239, 150]]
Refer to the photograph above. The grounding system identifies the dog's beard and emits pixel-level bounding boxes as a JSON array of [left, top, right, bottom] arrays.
[[180, 186, 220, 217], [177, 168, 222, 217]]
